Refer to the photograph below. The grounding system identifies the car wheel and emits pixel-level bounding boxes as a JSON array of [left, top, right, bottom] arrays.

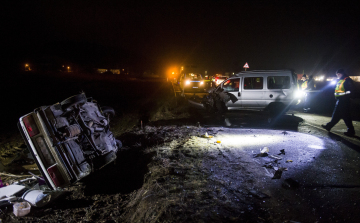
[[61, 93, 87, 110], [101, 106, 115, 118]]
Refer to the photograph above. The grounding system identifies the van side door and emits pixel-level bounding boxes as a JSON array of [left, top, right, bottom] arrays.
[[241, 76, 266, 109], [266, 75, 292, 106]]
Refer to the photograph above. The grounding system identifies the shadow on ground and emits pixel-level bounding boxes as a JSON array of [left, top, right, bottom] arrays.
[[81, 136, 157, 196], [150, 108, 304, 132]]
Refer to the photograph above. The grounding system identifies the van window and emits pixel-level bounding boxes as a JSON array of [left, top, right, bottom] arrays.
[[267, 76, 290, 89], [244, 77, 263, 89], [223, 78, 240, 92]]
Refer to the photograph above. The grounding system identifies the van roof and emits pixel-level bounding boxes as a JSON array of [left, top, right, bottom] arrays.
[[234, 70, 292, 77]]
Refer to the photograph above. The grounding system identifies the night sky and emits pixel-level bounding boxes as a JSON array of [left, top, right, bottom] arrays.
[[3, 0, 360, 76]]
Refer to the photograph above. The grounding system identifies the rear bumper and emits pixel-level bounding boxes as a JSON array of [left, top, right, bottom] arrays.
[[18, 110, 85, 190], [17, 116, 60, 190]]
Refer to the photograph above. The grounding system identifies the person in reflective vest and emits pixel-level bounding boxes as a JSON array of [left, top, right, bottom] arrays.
[[301, 74, 308, 90], [321, 69, 355, 136]]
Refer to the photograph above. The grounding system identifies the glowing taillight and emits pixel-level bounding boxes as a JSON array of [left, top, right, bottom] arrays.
[[47, 164, 65, 187], [23, 115, 40, 137]]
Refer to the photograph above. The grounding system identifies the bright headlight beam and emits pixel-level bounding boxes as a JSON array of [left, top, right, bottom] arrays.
[[295, 90, 306, 98]]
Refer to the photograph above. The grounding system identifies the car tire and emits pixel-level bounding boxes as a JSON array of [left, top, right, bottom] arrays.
[[101, 106, 115, 118], [61, 93, 87, 110]]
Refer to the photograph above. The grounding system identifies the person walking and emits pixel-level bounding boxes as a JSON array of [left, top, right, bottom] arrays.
[[321, 69, 355, 136]]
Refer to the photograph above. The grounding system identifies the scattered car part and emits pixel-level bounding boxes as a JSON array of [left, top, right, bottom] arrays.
[[0, 185, 26, 200], [21, 189, 63, 207], [13, 201, 31, 217]]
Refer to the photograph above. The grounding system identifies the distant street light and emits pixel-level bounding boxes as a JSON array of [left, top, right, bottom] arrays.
[[67, 66, 70, 72], [25, 64, 30, 71]]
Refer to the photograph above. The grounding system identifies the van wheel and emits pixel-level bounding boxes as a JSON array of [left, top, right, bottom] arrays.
[[215, 100, 227, 114], [269, 103, 287, 117]]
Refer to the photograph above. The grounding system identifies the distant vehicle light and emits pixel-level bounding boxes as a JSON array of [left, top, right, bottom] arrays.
[[315, 75, 325, 81], [200, 81, 204, 85], [330, 80, 337, 85], [185, 80, 190, 85]]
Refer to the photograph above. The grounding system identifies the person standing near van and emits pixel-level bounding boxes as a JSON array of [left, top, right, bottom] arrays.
[[303, 75, 315, 112], [321, 69, 355, 136], [301, 74, 308, 90]]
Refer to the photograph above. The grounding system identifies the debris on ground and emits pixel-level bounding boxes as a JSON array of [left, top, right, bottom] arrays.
[[286, 160, 293, 163], [261, 147, 269, 154], [201, 132, 213, 138], [282, 178, 300, 189], [278, 149, 285, 155], [269, 155, 282, 160], [0, 173, 65, 217], [13, 201, 30, 217], [272, 168, 286, 179]]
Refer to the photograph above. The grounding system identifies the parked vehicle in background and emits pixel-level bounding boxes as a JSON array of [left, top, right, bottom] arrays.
[[179, 73, 208, 93], [202, 70, 299, 114], [18, 93, 121, 190]]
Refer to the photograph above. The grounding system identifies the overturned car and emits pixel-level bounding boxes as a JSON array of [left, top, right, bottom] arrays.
[[18, 93, 121, 190]]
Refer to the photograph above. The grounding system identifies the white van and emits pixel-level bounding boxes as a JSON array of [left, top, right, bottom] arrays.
[[206, 70, 298, 114]]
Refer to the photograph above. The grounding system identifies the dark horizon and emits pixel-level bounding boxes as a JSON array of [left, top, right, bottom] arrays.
[[3, 1, 360, 76]]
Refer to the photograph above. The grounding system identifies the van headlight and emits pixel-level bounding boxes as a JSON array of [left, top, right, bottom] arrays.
[[295, 90, 306, 98]]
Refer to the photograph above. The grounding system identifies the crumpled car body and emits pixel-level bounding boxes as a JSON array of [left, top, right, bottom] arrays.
[[18, 93, 121, 190]]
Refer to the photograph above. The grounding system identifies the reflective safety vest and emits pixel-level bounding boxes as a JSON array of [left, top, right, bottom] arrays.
[[301, 80, 308, 90], [334, 77, 351, 97]]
